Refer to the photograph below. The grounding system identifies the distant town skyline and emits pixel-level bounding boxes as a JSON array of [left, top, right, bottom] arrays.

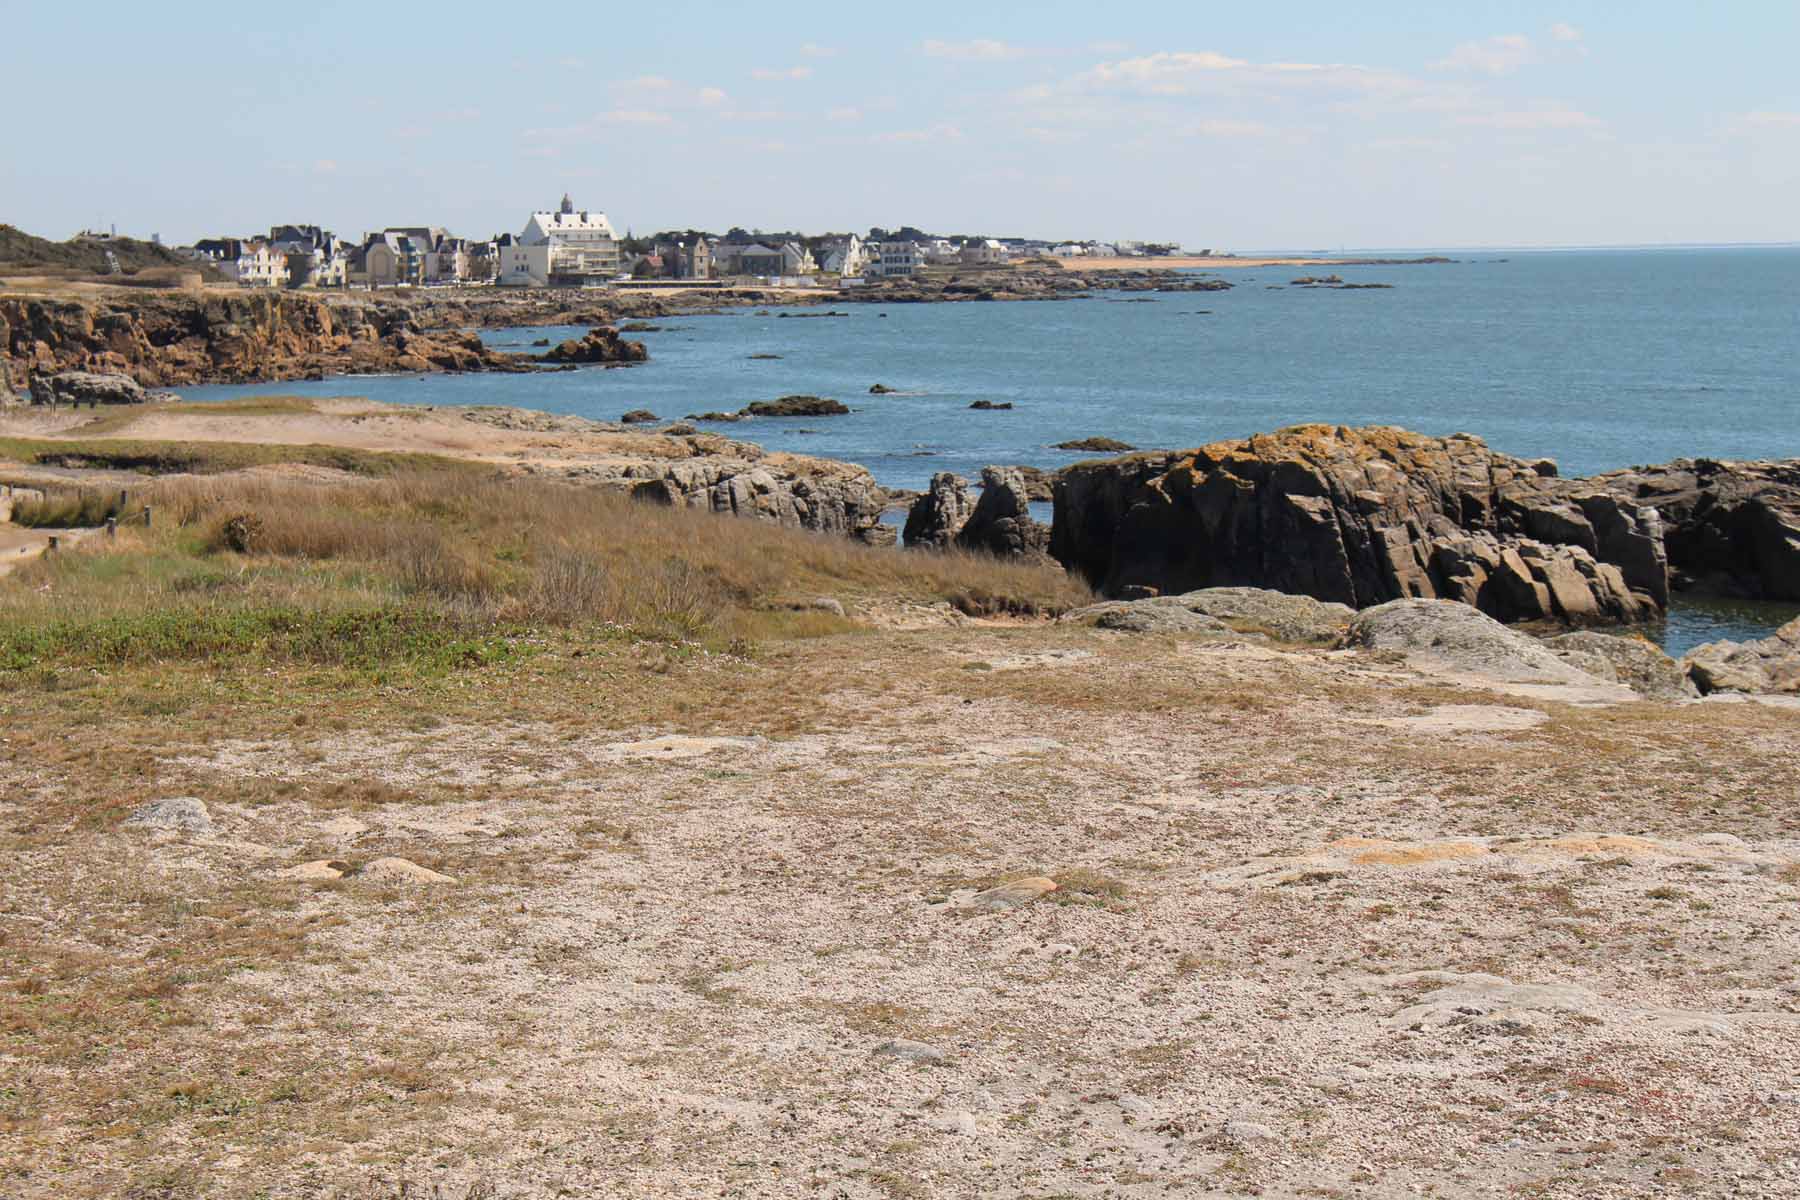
[[5, 0, 1797, 249]]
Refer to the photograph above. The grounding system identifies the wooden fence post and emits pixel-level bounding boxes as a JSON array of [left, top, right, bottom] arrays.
[[106, 518, 117, 539], [46, 536, 58, 552], [143, 505, 152, 528]]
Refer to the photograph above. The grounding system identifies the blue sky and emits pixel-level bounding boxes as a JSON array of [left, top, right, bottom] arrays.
[[4, 1, 1796, 248]]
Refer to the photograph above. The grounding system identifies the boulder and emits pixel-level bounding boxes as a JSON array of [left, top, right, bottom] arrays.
[[1342, 599, 1606, 685], [1051, 425, 1664, 627], [903, 472, 974, 549], [1173, 587, 1356, 645], [124, 797, 213, 836], [969, 400, 1014, 411], [1683, 617, 1800, 695], [1054, 436, 1136, 454], [619, 409, 659, 424], [30, 370, 146, 406], [1545, 631, 1697, 700], [1064, 601, 1233, 634], [540, 327, 649, 365], [868, 383, 896, 394], [741, 395, 849, 418], [955, 467, 1050, 560]]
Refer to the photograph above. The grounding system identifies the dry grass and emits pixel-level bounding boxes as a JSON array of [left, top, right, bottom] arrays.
[[0, 468, 1091, 670]]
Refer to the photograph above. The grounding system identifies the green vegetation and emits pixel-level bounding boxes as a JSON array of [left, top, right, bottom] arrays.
[[0, 435, 478, 478], [0, 222, 210, 278], [9, 488, 130, 528]]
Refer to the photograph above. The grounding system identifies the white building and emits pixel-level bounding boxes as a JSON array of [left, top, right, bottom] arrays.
[[820, 235, 868, 277], [958, 239, 1009, 265], [214, 240, 286, 287], [869, 240, 917, 279], [498, 194, 621, 287]]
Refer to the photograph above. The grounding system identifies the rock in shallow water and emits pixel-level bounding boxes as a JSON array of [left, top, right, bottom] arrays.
[[1683, 616, 1800, 694]]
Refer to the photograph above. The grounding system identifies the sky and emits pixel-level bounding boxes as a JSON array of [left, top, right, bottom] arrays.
[[4, 1, 1797, 249]]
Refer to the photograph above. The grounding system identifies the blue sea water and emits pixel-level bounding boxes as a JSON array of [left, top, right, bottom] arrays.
[[186, 247, 1800, 651]]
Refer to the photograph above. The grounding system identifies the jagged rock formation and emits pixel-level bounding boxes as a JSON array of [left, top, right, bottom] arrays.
[[1683, 617, 1800, 694], [955, 467, 1051, 560], [1586, 460, 1800, 602], [617, 456, 890, 544], [28, 370, 146, 405], [540, 327, 648, 365], [1052, 425, 1669, 626], [902, 473, 974, 549], [0, 292, 620, 389]]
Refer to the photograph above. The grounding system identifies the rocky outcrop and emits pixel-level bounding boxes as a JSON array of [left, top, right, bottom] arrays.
[[1063, 586, 1352, 643], [1052, 425, 1666, 626], [1585, 460, 1800, 602], [1682, 617, 1800, 695], [1545, 632, 1697, 700], [742, 395, 849, 417], [903, 472, 974, 548], [956, 467, 1051, 560], [1055, 437, 1136, 454], [0, 292, 592, 390], [28, 370, 146, 406], [540, 327, 648, 365], [615, 455, 890, 544], [1342, 599, 1607, 686]]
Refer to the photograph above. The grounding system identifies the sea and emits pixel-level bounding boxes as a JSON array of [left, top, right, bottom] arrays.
[[185, 246, 1800, 653]]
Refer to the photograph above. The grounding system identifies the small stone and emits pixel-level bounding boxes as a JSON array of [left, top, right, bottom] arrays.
[[1224, 1119, 1276, 1143], [873, 1039, 946, 1063], [124, 797, 213, 836], [358, 856, 457, 885], [969, 877, 1058, 910], [809, 597, 846, 617], [279, 859, 352, 881]]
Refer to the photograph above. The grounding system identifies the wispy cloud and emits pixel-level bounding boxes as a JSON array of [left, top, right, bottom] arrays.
[[595, 109, 672, 125], [313, 159, 338, 173], [875, 122, 965, 143], [800, 42, 837, 58], [1549, 22, 1584, 44], [1737, 110, 1800, 127], [1457, 106, 1601, 130], [752, 66, 813, 81], [1432, 34, 1538, 76], [827, 106, 861, 122], [923, 39, 1028, 61], [612, 75, 673, 91], [697, 87, 728, 106]]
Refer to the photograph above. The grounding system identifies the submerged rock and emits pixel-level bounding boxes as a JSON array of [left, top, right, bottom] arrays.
[[1054, 436, 1136, 454], [741, 395, 849, 417]]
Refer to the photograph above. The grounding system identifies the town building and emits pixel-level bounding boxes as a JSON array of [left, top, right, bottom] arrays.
[[868, 239, 918, 279], [497, 194, 621, 287], [819, 235, 868, 277], [958, 239, 1009, 266]]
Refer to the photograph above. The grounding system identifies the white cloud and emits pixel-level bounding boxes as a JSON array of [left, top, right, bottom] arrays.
[[923, 39, 1027, 61], [1738, 110, 1800, 127], [1180, 118, 1278, 138], [800, 42, 837, 58], [752, 66, 813, 81], [697, 87, 728, 106], [1075, 51, 1425, 101], [1549, 22, 1583, 43], [1432, 34, 1538, 76], [718, 109, 790, 122], [827, 106, 861, 122], [1088, 40, 1129, 54], [595, 109, 672, 125], [313, 159, 338, 173], [612, 75, 673, 91]]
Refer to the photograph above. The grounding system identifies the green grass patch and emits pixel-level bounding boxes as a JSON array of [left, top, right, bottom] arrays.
[[0, 436, 480, 478]]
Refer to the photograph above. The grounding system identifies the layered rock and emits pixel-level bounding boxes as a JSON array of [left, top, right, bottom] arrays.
[[1052, 425, 1667, 626], [903, 473, 974, 549], [616, 455, 890, 544], [1586, 460, 1800, 602], [1682, 617, 1800, 695], [0, 292, 598, 389], [956, 467, 1051, 561], [28, 370, 146, 406]]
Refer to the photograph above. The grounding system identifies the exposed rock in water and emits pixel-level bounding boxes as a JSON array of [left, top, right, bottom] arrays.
[[1683, 617, 1800, 695], [619, 409, 659, 424], [687, 411, 743, 423], [28, 370, 146, 406], [540, 327, 649, 365], [1546, 631, 1697, 700], [868, 383, 896, 394], [1342, 599, 1607, 686], [1051, 425, 1666, 627], [956, 466, 1051, 561], [1586, 460, 1800, 602], [1055, 437, 1136, 453], [969, 400, 1014, 410], [741, 395, 849, 417], [903, 472, 974, 549]]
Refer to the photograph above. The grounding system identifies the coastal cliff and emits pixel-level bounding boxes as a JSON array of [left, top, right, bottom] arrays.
[[0, 292, 644, 391]]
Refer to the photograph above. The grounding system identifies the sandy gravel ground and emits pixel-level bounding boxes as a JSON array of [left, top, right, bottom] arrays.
[[6, 622, 1798, 1198]]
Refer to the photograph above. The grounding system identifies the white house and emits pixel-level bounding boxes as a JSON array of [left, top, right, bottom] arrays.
[[869, 240, 917, 279], [820, 235, 868, 277], [958, 239, 1009, 265], [498, 194, 621, 287], [212, 240, 286, 287]]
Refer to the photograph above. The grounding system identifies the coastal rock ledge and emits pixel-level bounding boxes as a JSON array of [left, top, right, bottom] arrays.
[[1051, 424, 1673, 625]]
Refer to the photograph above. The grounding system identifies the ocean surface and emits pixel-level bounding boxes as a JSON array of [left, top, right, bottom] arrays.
[[186, 247, 1800, 652]]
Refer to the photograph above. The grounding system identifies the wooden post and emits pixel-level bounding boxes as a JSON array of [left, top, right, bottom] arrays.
[[143, 505, 152, 528], [106, 518, 117, 539], [119, 489, 128, 508], [46, 536, 58, 552]]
